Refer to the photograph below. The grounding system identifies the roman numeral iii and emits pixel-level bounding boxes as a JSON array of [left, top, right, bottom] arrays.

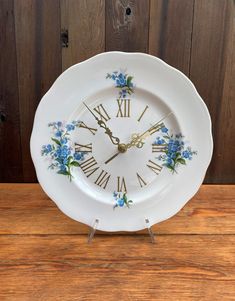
[[147, 160, 162, 175], [80, 156, 99, 177], [94, 170, 111, 189], [117, 176, 127, 193], [152, 144, 166, 153], [79, 121, 97, 135], [75, 143, 92, 153], [116, 99, 131, 117], [93, 104, 111, 122]]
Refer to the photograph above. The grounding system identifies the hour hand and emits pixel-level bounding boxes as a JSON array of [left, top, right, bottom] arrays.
[[83, 102, 120, 146]]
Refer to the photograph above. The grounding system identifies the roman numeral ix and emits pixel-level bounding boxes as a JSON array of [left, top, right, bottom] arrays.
[[116, 99, 131, 117]]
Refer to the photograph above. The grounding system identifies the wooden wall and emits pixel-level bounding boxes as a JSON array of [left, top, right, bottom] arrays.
[[0, 0, 234, 183]]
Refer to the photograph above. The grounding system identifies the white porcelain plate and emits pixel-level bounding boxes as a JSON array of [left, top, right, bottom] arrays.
[[31, 52, 213, 231]]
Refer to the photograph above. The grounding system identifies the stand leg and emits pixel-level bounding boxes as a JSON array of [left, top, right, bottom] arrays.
[[87, 219, 99, 244], [145, 218, 155, 243]]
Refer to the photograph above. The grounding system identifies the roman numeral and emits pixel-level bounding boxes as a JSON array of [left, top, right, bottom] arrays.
[[147, 160, 162, 175], [80, 156, 99, 177], [116, 99, 131, 117], [79, 121, 97, 135], [136, 173, 147, 188], [93, 104, 111, 122], [148, 122, 164, 135], [117, 176, 127, 193], [94, 170, 111, 189], [75, 143, 92, 153], [152, 144, 166, 152], [137, 105, 148, 122]]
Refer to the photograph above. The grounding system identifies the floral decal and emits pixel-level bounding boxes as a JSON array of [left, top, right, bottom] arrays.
[[153, 126, 197, 173], [106, 70, 134, 98], [41, 121, 86, 181], [113, 191, 133, 209]]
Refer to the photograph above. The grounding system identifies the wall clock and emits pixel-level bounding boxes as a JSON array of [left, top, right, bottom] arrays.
[[31, 52, 213, 231]]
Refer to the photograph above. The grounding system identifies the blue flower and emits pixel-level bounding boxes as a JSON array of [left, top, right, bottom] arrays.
[[55, 131, 62, 137], [161, 127, 168, 133], [60, 137, 68, 145], [59, 164, 67, 172], [116, 73, 126, 87], [111, 74, 116, 80], [66, 124, 75, 131], [57, 121, 62, 127], [182, 150, 190, 158], [117, 198, 124, 207], [167, 157, 173, 165], [73, 152, 84, 161], [113, 191, 118, 198]]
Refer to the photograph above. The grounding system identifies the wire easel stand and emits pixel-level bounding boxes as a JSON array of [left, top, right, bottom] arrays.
[[87, 218, 155, 244]]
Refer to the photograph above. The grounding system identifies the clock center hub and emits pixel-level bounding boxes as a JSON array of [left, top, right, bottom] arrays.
[[118, 143, 127, 153]]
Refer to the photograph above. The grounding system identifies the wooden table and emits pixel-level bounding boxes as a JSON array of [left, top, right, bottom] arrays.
[[0, 184, 234, 300]]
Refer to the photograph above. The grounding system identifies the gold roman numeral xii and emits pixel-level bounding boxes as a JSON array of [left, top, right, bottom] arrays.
[[116, 99, 131, 117]]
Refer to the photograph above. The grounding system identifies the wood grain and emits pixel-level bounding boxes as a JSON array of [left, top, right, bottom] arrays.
[[14, 0, 62, 182], [105, 0, 150, 52], [0, 184, 235, 235], [0, 235, 234, 300], [149, 0, 194, 75], [0, 0, 235, 183], [61, 0, 105, 70], [190, 0, 235, 183], [0, 0, 23, 182]]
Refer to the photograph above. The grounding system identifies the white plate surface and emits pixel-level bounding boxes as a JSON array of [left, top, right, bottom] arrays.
[[31, 52, 213, 231]]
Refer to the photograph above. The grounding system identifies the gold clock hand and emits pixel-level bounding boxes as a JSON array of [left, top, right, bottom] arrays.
[[105, 111, 173, 164], [126, 111, 173, 149], [83, 102, 120, 145]]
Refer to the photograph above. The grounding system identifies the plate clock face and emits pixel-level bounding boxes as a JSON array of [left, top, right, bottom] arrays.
[[41, 69, 197, 210], [32, 52, 213, 231]]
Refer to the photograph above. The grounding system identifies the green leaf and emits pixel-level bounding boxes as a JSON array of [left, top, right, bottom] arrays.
[[177, 158, 186, 165], [70, 161, 80, 167], [163, 136, 169, 139], [68, 156, 73, 163], [126, 76, 133, 86], [51, 138, 61, 146], [57, 170, 70, 176]]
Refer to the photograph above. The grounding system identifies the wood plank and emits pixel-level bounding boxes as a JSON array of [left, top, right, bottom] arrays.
[[0, 184, 234, 235], [14, 0, 62, 182], [190, 0, 234, 183], [0, 235, 234, 300], [0, 0, 23, 182], [60, 0, 105, 70], [149, 0, 194, 75], [105, 0, 149, 52]]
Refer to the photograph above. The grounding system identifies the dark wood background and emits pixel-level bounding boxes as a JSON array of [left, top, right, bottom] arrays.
[[0, 0, 234, 183]]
